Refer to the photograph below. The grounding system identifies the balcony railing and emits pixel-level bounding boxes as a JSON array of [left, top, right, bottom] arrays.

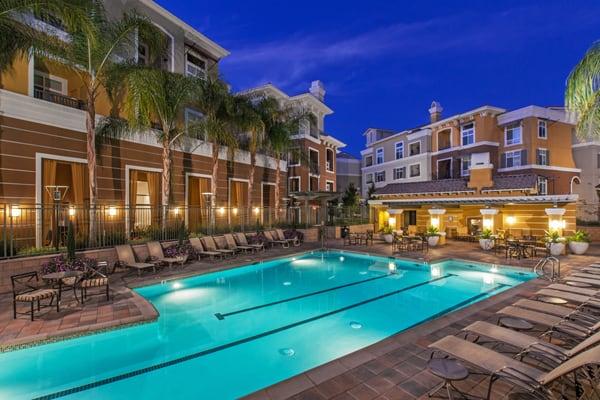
[[34, 87, 87, 110]]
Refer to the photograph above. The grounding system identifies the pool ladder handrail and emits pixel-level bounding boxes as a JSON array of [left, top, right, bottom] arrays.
[[534, 256, 560, 281]]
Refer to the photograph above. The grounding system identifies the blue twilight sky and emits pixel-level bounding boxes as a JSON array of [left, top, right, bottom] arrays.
[[158, 0, 600, 156]]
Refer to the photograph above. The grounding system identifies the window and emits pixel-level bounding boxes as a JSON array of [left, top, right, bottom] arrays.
[[366, 173, 373, 184], [184, 108, 203, 132], [288, 149, 300, 166], [138, 43, 149, 65], [505, 123, 522, 146], [34, 71, 66, 95], [537, 176, 548, 195], [393, 167, 406, 180], [289, 177, 300, 192], [374, 171, 386, 182], [461, 157, 471, 176], [538, 120, 547, 139], [326, 149, 334, 172], [375, 148, 384, 164], [409, 164, 420, 177], [505, 151, 522, 168], [365, 155, 373, 167], [395, 142, 404, 159], [409, 142, 421, 156], [185, 51, 207, 79], [326, 181, 334, 192], [537, 149, 549, 166], [461, 123, 475, 146]]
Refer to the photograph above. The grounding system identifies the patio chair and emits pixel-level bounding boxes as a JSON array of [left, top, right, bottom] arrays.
[[224, 233, 252, 254], [263, 230, 289, 248], [115, 244, 157, 277], [11, 271, 59, 320], [429, 335, 600, 400], [234, 232, 264, 252], [571, 272, 600, 281], [546, 283, 599, 297], [189, 237, 223, 259], [80, 261, 110, 304], [535, 289, 600, 310], [462, 321, 600, 368], [202, 236, 235, 257], [275, 228, 299, 247], [512, 299, 599, 321], [147, 241, 187, 270]]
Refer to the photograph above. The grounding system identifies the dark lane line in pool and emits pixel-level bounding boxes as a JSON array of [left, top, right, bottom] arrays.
[[215, 271, 396, 320], [35, 274, 456, 400]]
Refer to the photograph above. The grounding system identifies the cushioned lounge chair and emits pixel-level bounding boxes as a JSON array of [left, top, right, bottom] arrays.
[[115, 245, 156, 277], [234, 232, 264, 252], [202, 236, 235, 257], [546, 284, 598, 297], [189, 237, 223, 259], [263, 230, 289, 248], [11, 271, 59, 320], [147, 241, 187, 270], [513, 299, 599, 320], [536, 289, 600, 309], [429, 335, 600, 400], [224, 233, 252, 253], [275, 228, 299, 247]]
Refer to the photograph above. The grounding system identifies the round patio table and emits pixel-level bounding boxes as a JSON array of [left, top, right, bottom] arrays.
[[42, 271, 84, 303], [499, 317, 533, 331], [538, 296, 568, 305], [427, 358, 469, 400], [566, 281, 593, 288]]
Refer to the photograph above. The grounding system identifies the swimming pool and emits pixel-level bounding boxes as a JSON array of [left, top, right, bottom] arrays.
[[0, 251, 535, 399]]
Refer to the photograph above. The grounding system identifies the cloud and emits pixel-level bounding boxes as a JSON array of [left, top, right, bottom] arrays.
[[220, 2, 598, 93]]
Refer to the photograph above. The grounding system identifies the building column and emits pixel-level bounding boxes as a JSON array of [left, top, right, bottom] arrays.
[[480, 208, 499, 233], [428, 208, 446, 244]]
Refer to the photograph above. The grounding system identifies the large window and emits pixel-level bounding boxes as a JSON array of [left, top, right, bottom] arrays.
[[504, 151, 522, 168], [137, 43, 149, 65], [184, 108, 203, 132], [289, 177, 300, 192], [326, 181, 334, 192], [393, 167, 406, 180], [185, 51, 207, 79], [375, 148, 384, 164], [409, 141, 421, 156], [395, 142, 404, 159], [34, 71, 66, 95], [409, 164, 420, 177], [538, 120, 547, 139], [326, 149, 334, 172], [374, 171, 386, 182], [364, 155, 373, 167], [537, 149, 549, 166], [461, 123, 475, 146], [288, 148, 300, 166], [505, 123, 522, 146], [366, 173, 373, 184], [537, 176, 548, 195], [461, 157, 471, 176]]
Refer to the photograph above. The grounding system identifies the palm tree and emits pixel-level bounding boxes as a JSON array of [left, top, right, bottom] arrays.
[[566, 40, 600, 139], [33, 1, 164, 243], [121, 68, 198, 221], [191, 76, 238, 196], [0, 0, 91, 74]]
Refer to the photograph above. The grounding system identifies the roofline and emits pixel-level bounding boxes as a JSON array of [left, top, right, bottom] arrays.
[[368, 194, 578, 205], [239, 84, 334, 115], [138, 0, 230, 60], [427, 105, 506, 128]]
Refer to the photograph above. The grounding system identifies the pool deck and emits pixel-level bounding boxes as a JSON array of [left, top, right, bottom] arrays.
[[0, 239, 598, 398]]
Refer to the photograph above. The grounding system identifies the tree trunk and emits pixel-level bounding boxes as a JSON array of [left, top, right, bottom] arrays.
[[161, 137, 171, 230], [248, 151, 256, 226], [86, 96, 98, 247], [211, 143, 220, 232], [274, 154, 281, 221]]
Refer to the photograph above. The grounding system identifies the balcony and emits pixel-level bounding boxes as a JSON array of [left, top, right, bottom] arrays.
[[34, 87, 87, 110]]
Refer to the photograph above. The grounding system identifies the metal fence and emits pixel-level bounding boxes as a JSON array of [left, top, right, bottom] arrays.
[[0, 204, 313, 259], [326, 205, 370, 226]]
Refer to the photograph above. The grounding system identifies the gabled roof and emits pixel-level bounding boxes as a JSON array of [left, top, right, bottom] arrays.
[[337, 151, 359, 160]]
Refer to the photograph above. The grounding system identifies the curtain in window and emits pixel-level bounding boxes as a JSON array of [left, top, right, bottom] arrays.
[[146, 172, 160, 224], [42, 159, 57, 245], [70, 162, 86, 206]]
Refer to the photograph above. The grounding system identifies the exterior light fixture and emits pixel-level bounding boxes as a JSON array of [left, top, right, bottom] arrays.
[[10, 206, 21, 218], [506, 216, 516, 225], [218, 207, 225, 215], [108, 206, 117, 217], [232, 207, 238, 216], [253, 207, 260, 215], [68, 207, 76, 217], [172, 207, 180, 215]]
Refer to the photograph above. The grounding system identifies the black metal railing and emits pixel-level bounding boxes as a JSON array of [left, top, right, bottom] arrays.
[[34, 87, 87, 110]]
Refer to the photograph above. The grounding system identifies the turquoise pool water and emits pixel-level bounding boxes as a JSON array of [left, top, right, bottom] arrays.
[[0, 251, 535, 399]]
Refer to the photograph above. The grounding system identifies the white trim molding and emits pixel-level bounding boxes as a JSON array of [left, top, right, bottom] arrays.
[[497, 165, 581, 173]]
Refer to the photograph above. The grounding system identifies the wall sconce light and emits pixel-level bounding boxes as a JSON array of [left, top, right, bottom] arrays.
[[232, 207, 238, 216], [430, 217, 440, 228], [68, 207, 76, 217], [172, 207, 180, 216], [388, 217, 396, 229], [10, 206, 21, 218], [506, 216, 516, 225], [108, 206, 117, 217], [218, 207, 225, 215], [549, 219, 563, 231], [482, 218, 493, 229], [253, 207, 260, 215]]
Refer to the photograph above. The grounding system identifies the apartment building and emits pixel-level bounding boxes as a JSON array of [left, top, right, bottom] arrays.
[[241, 82, 346, 224], [365, 102, 580, 237], [0, 0, 289, 246], [572, 139, 599, 221], [336, 152, 362, 195]]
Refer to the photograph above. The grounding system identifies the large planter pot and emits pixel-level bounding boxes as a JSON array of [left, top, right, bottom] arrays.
[[549, 242, 565, 256], [427, 236, 440, 247], [383, 234, 393, 244], [479, 238, 494, 250], [569, 241, 589, 255]]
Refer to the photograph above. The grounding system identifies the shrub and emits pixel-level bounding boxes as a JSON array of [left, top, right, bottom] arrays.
[[480, 229, 493, 240], [544, 230, 566, 244], [425, 226, 441, 237], [568, 230, 591, 243], [41, 255, 97, 275]]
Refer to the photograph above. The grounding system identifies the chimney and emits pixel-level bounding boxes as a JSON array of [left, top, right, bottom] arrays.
[[309, 80, 326, 102], [429, 101, 443, 123]]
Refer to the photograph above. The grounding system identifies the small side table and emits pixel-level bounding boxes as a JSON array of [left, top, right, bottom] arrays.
[[538, 296, 568, 305], [499, 317, 533, 332], [427, 358, 469, 400]]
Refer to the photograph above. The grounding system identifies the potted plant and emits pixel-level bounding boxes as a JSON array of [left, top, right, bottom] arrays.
[[479, 229, 495, 250], [544, 230, 566, 256], [380, 226, 394, 244], [568, 230, 591, 255], [425, 226, 441, 247]]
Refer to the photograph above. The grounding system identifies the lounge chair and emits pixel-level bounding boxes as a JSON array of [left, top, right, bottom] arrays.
[[561, 276, 600, 287], [546, 283, 598, 297], [202, 236, 235, 257], [223, 233, 252, 254], [11, 271, 59, 320], [263, 230, 289, 248], [189, 237, 223, 259], [512, 299, 600, 324], [234, 232, 264, 252], [79, 261, 110, 304], [572, 272, 600, 280], [463, 321, 600, 367], [275, 228, 299, 247], [147, 241, 187, 270], [429, 335, 600, 399], [115, 244, 157, 277], [536, 289, 600, 309]]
